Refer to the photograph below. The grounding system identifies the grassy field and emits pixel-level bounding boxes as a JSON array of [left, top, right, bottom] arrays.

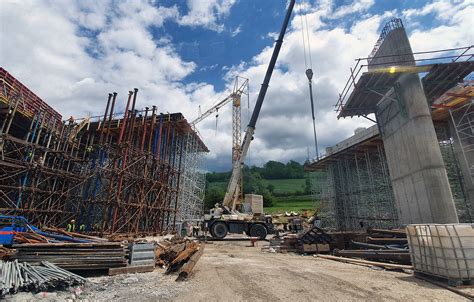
[[206, 178, 315, 214], [266, 178, 306, 194], [264, 195, 315, 214]]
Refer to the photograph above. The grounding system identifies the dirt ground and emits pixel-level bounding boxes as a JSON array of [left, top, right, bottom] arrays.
[[5, 238, 472, 302]]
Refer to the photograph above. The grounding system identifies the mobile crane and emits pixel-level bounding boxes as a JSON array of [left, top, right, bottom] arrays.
[[203, 0, 296, 239]]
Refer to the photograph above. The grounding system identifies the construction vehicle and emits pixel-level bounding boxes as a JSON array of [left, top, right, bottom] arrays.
[[203, 0, 295, 240]]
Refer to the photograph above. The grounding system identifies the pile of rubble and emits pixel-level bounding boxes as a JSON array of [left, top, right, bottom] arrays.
[[264, 226, 332, 254], [1, 229, 206, 298], [264, 222, 412, 270]]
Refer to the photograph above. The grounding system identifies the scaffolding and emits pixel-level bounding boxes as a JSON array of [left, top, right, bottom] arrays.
[[450, 101, 474, 186], [306, 128, 398, 231], [0, 69, 208, 235], [308, 169, 336, 229], [434, 121, 473, 222], [176, 132, 207, 227]]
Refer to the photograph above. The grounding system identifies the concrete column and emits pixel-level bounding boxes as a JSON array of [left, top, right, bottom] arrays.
[[377, 73, 458, 224]]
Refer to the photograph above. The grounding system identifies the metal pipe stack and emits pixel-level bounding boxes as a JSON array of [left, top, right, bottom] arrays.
[[0, 260, 86, 297]]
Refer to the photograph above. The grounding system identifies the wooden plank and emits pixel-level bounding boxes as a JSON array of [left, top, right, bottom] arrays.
[[316, 254, 412, 270], [177, 245, 205, 281], [108, 265, 155, 276]]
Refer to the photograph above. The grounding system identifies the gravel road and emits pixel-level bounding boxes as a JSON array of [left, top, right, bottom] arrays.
[[5, 238, 471, 301], [175, 239, 470, 302]]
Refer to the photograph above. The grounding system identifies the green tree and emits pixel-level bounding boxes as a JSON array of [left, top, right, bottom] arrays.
[[204, 187, 225, 210], [262, 160, 286, 179], [286, 160, 304, 178], [267, 184, 275, 193]]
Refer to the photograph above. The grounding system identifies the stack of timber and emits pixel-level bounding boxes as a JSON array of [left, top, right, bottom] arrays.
[[155, 237, 204, 280], [0, 246, 16, 260], [329, 228, 410, 266], [13, 227, 107, 244], [11, 242, 127, 271]]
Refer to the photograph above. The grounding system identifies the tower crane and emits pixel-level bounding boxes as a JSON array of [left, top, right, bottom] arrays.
[[191, 76, 249, 205]]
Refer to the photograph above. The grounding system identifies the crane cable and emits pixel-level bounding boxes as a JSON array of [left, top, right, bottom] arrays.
[[299, 0, 319, 160]]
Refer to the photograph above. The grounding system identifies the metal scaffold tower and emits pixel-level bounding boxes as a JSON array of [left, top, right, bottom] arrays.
[[434, 121, 473, 222], [305, 126, 399, 231], [0, 68, 208, 235], [330, 145, 398, 230], [308, 169, 336, 229], [176, 132, 207, 227], [450, 100, 474, 185]]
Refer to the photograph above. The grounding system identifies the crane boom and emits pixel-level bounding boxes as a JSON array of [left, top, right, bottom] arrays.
[[190, 78, 249, 127], [223, 0, 296, 210]]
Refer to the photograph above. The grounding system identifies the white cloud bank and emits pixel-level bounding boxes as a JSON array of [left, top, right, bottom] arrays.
[[0, 0, 472, 171]]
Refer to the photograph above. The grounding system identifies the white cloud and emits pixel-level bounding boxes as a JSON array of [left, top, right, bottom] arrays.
[[0, 0, 198, 120], [215, 0, 473, 167], [230, 25, 242, 37], [0, 0, 472, 171], [402, 0, 474, 51], [402, 0, 472, 22], [178, 0, 236, 32], [331, 0, 375, 19]]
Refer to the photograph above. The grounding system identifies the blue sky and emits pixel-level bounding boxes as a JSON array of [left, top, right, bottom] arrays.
[[154, 1, 289, 90], [150, 0, 451, 90], [1, 0, 473, 171]]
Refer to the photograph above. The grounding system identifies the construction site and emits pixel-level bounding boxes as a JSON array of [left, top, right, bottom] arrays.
[[0, 0, 473, 301]]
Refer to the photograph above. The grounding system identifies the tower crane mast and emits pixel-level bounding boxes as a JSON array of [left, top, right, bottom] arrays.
[[191, 77, 249, 206]]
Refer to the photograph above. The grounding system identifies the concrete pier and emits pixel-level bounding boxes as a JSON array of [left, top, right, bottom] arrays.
[[369, 19, 458, 224], [377, 73, 458, 224]]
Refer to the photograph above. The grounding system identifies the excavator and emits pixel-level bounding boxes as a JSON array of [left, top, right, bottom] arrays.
[[203, 0, 296, 239]]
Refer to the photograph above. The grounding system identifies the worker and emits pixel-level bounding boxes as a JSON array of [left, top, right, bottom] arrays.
[[79, 223, 86, 233], [67, 219, 76, 232], [192, 225, 200, 237]]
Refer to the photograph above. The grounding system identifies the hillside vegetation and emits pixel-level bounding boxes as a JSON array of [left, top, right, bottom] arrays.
[[204, 160, 315, 213]]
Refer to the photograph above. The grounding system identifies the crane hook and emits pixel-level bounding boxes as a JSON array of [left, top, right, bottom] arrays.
[[305, 68, 313, 82]]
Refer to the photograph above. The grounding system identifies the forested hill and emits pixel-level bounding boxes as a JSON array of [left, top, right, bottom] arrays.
[[204, 160, 314, 213], [206, 160, 305, 182]]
